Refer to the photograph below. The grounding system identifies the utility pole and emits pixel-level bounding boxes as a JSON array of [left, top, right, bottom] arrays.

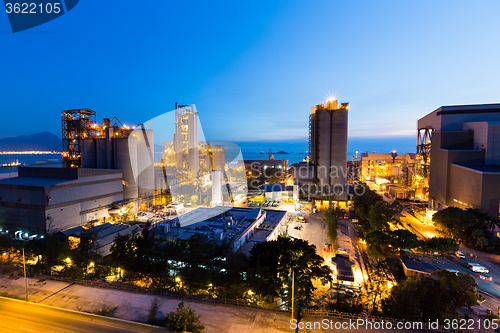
[[22, 247, 28, 302], [291, 269, 295, 319]]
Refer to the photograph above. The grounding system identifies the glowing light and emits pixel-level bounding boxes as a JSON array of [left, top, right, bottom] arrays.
[[175, 277, 181, 282], [247, 290, 253, 295], [89, 262, 95, 267], [65, 257, 71, 263]]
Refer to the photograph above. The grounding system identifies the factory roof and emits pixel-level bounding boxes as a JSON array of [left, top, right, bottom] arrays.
[[170, 207, 287, 247], [454, 164, 500, 174], [247, 208, 262, 220], [401, 258, 436, 274], [0, 176, 74, 187]]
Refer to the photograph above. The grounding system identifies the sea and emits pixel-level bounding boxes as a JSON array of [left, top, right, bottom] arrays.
[[0, 137, 417, 174], [0, 154, 62, 175], [236, 136, 417, 165]]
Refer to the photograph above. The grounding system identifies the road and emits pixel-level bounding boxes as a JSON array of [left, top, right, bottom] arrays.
[[288, 211, 369, 289], [0, 297, 165, 333], [374, 186, 439, 239]]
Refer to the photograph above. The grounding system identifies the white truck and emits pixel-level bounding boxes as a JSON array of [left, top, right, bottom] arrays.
[[467, 262, 489, 273]]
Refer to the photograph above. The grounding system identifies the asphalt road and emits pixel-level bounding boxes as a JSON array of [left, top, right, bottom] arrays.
[[0, 297, 165, 333], [415, 255, 500, 299]]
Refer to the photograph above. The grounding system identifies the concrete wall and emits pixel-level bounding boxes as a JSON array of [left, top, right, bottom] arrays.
[[0, 206, 45, 235], [429, 131, 484, 209], [481, 173, 500, 217], [417, 108, 442, 131], [486, 123, 500, 165], [45, 202, 81, 231], [448, 165, 484, 211]]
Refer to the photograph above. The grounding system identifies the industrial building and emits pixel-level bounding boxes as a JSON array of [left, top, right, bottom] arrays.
[[360, 152, 419, 186], [294, 100, 348, 202], [418, 103, 500, 217], [174, 103, 200, 180], [59, 222, 140, 257], [164, 207, 288, 253], [62, 108, 159, 211], [260, 183, 299, 203], [0, 167, 124, 234]]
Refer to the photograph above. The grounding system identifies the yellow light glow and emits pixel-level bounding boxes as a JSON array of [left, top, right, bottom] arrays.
[[89, 262, 95, 267], [247, 290, 253, 295], [65, 257, 71, 263], [175, 277, 181, 282]]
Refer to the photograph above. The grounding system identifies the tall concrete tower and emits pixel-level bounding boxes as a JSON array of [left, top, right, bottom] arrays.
[[309, 100, 349, 198], [174, 103, 199, 179]]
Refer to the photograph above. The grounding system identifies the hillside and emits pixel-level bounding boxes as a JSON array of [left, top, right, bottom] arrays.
[[0, 132, 62, 151]]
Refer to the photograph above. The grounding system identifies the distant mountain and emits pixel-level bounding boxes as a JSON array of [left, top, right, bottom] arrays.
[[0, 132, 62, 151]]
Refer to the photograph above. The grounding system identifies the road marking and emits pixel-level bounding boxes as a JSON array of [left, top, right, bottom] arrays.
[[19, 328, 34, 332]]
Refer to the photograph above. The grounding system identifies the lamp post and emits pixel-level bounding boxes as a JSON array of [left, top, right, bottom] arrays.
[[291, 269, 295, 319], [22, 247, 28, 302]]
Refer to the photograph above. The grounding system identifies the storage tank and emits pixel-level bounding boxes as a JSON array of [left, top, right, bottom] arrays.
[[81, 139, 97, 168], [133, 129, 155, 197], [114, 138, 138, 199]]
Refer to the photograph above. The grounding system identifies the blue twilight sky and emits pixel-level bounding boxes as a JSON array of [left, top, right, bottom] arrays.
[[1, 0, 500, 144]]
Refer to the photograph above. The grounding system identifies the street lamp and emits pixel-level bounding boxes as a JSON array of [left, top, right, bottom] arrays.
[[22, 247, 28, 302]]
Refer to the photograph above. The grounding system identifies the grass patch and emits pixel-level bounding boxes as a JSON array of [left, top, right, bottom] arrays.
[[0, 292, 23, 300], [92, 305, 118, 317]]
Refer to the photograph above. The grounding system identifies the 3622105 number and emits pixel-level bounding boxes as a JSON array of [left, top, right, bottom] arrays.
[[5, 3, 61, 14]]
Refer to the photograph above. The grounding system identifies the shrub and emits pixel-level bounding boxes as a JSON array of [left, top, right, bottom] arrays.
[[92, 305, 117, 317], [165, 301, 204, 332]]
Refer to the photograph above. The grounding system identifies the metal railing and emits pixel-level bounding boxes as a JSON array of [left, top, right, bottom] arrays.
[[301, 309, 495, 333]]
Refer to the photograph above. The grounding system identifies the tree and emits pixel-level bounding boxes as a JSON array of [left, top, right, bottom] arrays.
[[364, 230, 395, 259], [322, 204, 340, 247], [389, 229, 420, 254], [165, 301, 204, 332], [248, 236, 332, 308], [190, 195, 200, 206], [420, 237, 458, 255], [25, 233, 69, 275], [433, 207, 500, 252], [384, 270, 478, 321], [358, 263, 393, 314]]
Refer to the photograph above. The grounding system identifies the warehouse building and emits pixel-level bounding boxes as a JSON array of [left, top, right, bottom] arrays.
[[418, 104, 500, 217], [0, 167, 123, 235]]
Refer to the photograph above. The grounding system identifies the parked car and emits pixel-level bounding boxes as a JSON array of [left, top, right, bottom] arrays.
[[455, 251, 465, 259], [337, 248, 348, 255], [295, 216, 306, 223]]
